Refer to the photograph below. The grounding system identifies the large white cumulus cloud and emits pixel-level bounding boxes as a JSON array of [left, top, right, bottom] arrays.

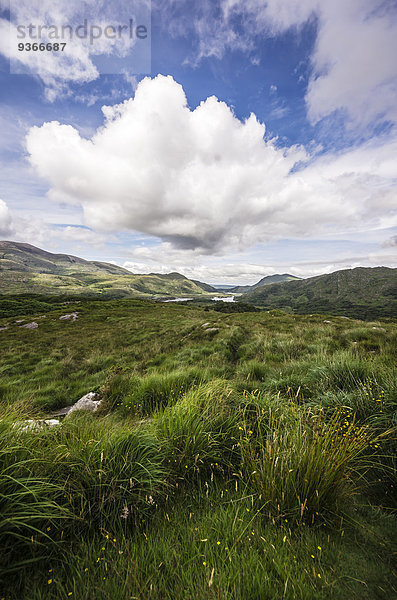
[[26, 75, 397, 252]]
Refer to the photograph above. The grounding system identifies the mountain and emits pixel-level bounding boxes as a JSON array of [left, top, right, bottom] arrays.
[[191, 279, 218, 293], [243, 267, 397, 319], [0, 241, 130, 276], [211, 285, 236, 290], [230, 273, 301, 294], [0, 241, 213, 298]]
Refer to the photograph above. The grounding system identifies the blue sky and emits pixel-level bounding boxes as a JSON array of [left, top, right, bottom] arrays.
[[0, 0, 396, 284]]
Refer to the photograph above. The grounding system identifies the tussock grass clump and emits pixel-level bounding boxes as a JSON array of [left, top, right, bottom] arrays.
[[153, 381, 240, 482], [222, 328, 245, 363], [318, 375, 396, 424], [98, 365, 130, 412], [265, 353, 391, 403], [0, 409, 167, 557], [0, 463, 67, 578], [307, 354, 373, 392], [44, 413, 166, 530], [239, 400, 376, 524], [236, 360, 270, 383], [122, 368, 204, 416]]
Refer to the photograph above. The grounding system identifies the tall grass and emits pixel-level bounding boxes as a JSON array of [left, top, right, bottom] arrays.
[[0, 412, 69, 579], [40, 413, 167, 532], [153, 381, 239, 483], [120, 368, 205, 416], [238, 398, 377, 523]]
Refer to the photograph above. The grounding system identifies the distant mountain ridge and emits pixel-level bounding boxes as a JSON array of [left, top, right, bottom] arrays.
[[0, 241, 216, 297], [230, 273, 301, 294], [191, 279, 218, 293], [243, 266, 397, 320], [0, 241, 130, 276], [2, 242, 396, 319]]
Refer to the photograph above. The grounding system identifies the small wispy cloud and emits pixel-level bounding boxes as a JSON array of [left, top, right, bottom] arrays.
[[158, 0, 397, 130], [0, 0, 150, 101]]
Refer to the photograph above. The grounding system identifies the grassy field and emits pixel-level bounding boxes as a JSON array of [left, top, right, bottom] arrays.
[[0, 298, 396, 599]]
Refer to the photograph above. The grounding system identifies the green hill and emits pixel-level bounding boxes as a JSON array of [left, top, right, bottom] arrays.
[[0, 241, 213, 298], [0, 241, 131, 276], [243, 266, 397, 319], [191, 279, 218, 292], [230, 273, 301, 293]]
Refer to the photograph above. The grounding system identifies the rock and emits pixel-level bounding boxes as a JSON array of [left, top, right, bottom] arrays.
[[201, 322, 211, 328], [14, 419, 37, 432], [205, 328, 219, 333], [15, 319, 24, 323], [323, 320, 332, 324], [59, 312, 79, 322], [20, 322, 38, 329], [44, 419, 61, 428], [372, 326, 386, 332], [16, 418, 60, 432], [66, 392, 101, 417], [0, 326, 9, 332]]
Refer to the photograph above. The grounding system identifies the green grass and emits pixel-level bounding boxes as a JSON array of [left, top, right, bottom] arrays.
[[239, 401, 380, 523], [18, 498, 397, 600], [0, 298, 396, 598]]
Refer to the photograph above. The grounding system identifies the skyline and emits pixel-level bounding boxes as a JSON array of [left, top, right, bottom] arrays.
[[0, 0, 396, 285]]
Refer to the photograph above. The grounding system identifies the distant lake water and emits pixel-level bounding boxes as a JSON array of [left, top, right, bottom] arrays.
[[211, 296, 235, 303], [161, 297, 193, 303], [160, 296, 236, 303]]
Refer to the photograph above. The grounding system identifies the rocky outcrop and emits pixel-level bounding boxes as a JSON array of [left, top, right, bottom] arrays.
[[14, 392, 101, 432], [65, 392, 101, 417], [19, 322, 39, 329], [59, 312, 79, 322], [15, 418, 60, 432]]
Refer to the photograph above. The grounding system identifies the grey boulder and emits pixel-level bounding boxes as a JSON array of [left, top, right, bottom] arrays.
[[66, 392, 101, 417]]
